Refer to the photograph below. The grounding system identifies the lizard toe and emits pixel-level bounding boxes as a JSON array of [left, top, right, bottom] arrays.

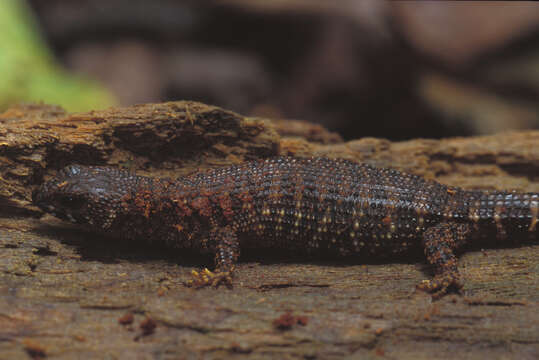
[[416, 273, 463, 299], [185, 267, 234, 289]]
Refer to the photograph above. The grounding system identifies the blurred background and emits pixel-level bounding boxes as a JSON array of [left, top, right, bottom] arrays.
[[2, 0, 539, 140]]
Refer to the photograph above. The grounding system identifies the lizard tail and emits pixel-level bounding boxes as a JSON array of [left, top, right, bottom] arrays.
[[464, 190, 538, 238]]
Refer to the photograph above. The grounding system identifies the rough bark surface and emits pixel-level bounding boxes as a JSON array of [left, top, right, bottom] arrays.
[[0, 102, 537, 359]]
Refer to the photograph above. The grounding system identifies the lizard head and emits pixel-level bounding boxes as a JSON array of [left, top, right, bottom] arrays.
[[33, 165, 134, 230]]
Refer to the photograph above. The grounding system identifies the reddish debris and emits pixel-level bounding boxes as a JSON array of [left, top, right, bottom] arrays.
[[272, 312, 309, 330], [118, 312, 134, 325], [139, 317, 157, 336], [22, 339, 47, 360]]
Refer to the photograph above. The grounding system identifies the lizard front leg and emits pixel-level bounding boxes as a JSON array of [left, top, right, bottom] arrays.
[[417, 222, 471, 299], [186, 225, 240, 289]]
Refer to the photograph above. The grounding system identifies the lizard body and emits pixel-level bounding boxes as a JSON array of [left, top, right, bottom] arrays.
[[33, 157, 538, 297]]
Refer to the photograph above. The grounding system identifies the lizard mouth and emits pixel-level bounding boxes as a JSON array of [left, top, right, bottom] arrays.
[[32, 187, 51, 212], [32, 185, 81, 224]]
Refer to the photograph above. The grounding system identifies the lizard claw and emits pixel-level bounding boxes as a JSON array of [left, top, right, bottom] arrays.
[[185, 267, 234, 289], [416, 273, 463, 299]]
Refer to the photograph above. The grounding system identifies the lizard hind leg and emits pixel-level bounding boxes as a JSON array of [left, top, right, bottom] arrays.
[[417, 222, 471, 299], [186, 225, 240, 289]]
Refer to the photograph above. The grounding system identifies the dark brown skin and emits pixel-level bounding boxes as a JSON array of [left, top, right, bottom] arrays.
[[33, 157, 538, 298]]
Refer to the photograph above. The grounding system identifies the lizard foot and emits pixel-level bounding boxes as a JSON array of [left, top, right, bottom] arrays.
[[416, 273, 463, 299], [185, 267, 234, 289]]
